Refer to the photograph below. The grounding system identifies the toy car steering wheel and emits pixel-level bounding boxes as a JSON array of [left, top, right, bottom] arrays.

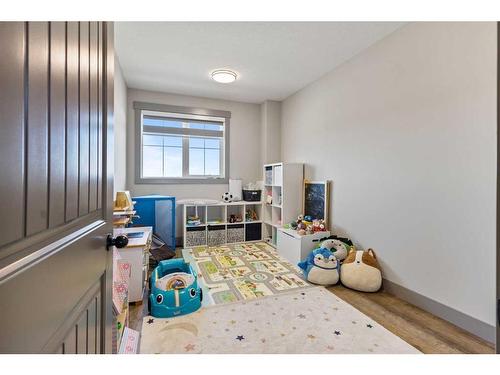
[[166, 277, 187, 290]]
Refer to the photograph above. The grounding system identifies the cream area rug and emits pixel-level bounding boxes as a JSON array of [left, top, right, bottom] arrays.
[[140, 286, 420, 354], [182, 242, 314, 305]]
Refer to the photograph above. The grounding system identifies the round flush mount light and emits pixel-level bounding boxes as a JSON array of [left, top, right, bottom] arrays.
[[211, 69, 237, 83]]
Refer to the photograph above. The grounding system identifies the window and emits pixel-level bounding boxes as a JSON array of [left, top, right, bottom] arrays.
[[134, 102, 230, 184]]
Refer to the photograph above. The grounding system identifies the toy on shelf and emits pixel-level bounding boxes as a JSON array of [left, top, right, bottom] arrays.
[[266, 193, 273, 205], [312, 219, 327, 232], [187, 215, 202, 226], [286, 214, 328, 237], [297, 248, 339, 286], [228, 214, 243, 223], [149, 258, 203, 318], [222, 192, 234, 203], [340, 248, 382, 292], [245, 208, 258, 222], [305, 224, 314, 235]]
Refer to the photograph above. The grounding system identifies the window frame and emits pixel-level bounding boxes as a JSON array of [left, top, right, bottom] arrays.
[[134, 101, 231, 184]]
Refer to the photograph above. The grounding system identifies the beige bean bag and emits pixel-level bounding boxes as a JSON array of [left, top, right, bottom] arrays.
[[340, 248, 382, 292]]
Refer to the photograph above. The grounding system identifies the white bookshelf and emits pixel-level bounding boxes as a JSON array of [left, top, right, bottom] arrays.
[[183, 201, 263, 248], [263, 162, 304, 246]]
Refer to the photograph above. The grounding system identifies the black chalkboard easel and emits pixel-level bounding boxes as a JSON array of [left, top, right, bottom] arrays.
[[303, 180, 330, 225]]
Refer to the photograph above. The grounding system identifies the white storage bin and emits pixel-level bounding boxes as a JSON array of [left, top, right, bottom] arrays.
[[276, 228, 331, 265]]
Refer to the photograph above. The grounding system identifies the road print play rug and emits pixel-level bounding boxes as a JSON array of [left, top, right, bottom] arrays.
[[182, 242, 314, 304], [140, 287, 420, 354]]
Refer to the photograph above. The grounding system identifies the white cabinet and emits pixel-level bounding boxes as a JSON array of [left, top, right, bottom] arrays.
[[113, 226, 152, 303], [277, 228, 331, 265]]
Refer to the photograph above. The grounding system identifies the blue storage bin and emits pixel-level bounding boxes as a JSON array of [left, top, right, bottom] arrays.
[[132, 195, 176, 249]]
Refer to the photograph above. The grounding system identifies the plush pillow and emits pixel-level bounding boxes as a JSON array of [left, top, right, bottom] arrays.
[[320, 239, 350, 261], [340, 248, 382, 292]]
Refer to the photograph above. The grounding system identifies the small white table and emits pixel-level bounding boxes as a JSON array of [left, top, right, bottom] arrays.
[[276, 228, 331, 265]]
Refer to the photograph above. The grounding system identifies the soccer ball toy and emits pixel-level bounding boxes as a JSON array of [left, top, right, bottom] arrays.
[[222, 192, 233, 203]]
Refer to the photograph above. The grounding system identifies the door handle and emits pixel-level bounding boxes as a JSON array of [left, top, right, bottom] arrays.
[[106, 234, 129, 251]]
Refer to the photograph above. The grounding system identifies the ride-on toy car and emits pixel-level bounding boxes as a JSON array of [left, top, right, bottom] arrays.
[[148, 258, 202, 318]]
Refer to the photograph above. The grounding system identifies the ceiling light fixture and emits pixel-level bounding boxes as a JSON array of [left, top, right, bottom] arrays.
[[211, 69, 237, 83]]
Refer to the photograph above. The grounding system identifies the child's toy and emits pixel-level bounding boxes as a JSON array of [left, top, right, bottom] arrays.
[[222, 192, 234, 203], [312, 219, 327, 232], [305, 224, 314, 235], [187, 215, 201, 226], [340, 248, 382, 292], [266, 194, 273, 204], [320, 239, 349, 261], [246, 209, 258, 222], [297, 248, 339, 285], [228, 214, 242, 223], [149, 258, 203, 318]]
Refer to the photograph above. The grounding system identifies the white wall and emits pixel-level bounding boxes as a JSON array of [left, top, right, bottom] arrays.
[[126, 89, 262, 236], [113, 56, 127, 195], [281, 22, 497, 330], [261, 100, 282, 165]]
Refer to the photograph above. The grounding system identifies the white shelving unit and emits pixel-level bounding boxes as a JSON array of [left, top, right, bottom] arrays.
[[263, 162, 304, 246], [183, 201, 263, 248]]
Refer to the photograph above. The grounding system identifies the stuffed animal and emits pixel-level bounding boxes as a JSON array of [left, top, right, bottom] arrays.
[[320, 239, 349, 261], [340, 248, 382, 292], [298, 248, 339, 285], [305, 224, 314, 235], [312, 219, 327, 232]]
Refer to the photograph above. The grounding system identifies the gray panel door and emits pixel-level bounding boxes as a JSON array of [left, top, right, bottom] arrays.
[[0, 21, 115, 354]]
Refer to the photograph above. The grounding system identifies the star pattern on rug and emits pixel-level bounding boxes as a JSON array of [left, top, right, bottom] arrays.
[[236, 335, 245, 341], [230, 320, 237, 324], [367, 324, 373, 328], [147, 318, 154, 324], [324, 317, 330, 322], [307, 334, 316, 340], [334, 330, 341, 335], [298, 314, 306, 319], [184, 343, 195, 352]]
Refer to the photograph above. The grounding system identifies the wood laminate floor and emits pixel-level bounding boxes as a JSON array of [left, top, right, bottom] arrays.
[[327, 284, 494, 354]]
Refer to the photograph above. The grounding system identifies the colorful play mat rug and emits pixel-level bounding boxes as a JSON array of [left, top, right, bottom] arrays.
[[182, 242, 314, 304], [140, 287, 420, 354]]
